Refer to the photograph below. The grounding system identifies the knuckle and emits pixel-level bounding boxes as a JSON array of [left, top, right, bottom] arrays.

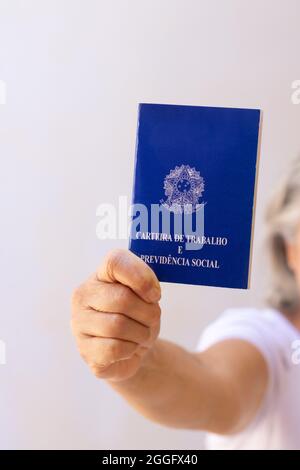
[[105, 249, 125, 279], [70, 317, 79, 335], [79, 348, 88, 363], [71, 283, 86, 308], [75, 339, 89, 362], [70, 310, 86, 335]]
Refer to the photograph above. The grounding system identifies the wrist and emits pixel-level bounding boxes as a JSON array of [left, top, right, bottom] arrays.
[[107, 340, 161, 389]]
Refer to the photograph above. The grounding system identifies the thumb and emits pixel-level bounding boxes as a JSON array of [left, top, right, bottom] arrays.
[[97, 249, 161, 304]]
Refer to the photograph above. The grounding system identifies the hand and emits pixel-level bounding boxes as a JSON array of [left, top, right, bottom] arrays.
[[71, 249, 161, 382]]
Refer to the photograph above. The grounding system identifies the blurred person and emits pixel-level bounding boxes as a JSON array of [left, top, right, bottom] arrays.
[[71, 156, 300, 450]]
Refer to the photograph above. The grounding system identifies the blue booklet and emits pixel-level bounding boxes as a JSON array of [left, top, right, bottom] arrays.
[[129, 103, 261, 289]]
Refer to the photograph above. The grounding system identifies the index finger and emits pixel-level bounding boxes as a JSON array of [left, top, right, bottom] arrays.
[[96, 249, 161, 304]]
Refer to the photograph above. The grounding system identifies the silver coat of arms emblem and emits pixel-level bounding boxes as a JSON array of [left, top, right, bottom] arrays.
[[161, 165, 205, 213]]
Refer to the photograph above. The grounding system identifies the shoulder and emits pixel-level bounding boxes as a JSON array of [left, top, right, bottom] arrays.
[[198, 307, 299, 342], [196, 307, 300, 375]]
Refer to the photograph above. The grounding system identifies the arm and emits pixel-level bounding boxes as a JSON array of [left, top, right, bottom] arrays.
[[109, 338, 268, 434], [71, 249, 268, 435]]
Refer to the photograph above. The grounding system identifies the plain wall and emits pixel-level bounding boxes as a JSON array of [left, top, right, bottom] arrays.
[[0, 0, 299, 450]]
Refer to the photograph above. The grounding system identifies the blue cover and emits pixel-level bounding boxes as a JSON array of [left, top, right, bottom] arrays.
[[129, 103, 261, 289]]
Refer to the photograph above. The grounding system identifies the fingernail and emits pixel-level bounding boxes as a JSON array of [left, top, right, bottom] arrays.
[[148, 286, 161, 303]]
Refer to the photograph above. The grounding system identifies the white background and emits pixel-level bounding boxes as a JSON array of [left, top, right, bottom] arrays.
[[0, 0, 299, 450]]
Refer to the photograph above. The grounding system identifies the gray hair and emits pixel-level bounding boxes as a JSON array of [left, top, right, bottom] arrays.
[[266, 156, 300, 314]]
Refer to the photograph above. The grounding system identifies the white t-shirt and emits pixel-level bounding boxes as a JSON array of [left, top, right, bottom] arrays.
[[196, 308, 300, 450]]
